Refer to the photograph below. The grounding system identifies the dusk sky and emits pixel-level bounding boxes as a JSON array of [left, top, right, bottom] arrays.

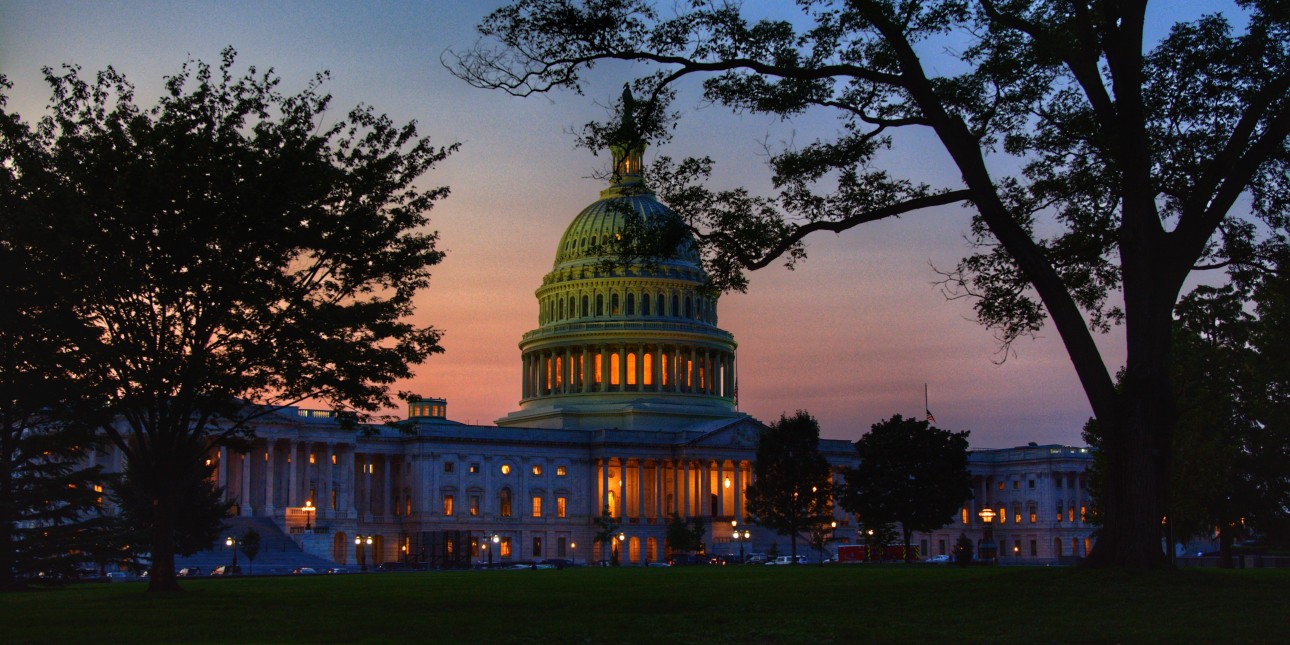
[[0, 1, 1237, 448]]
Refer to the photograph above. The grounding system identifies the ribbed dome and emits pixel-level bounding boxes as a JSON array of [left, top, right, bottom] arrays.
[[552, 192, 701, 270]]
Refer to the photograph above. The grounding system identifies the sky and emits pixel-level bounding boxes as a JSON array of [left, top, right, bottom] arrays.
[[0, 0, 1238, 448]]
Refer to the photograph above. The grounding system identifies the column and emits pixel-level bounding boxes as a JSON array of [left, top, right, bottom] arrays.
[[636, 460, 645, 520], [652, 346, 662, 392], [734, 460, 743, 521], [582, 346, 593, 394], [216, 446, 228, 494], [699, 460, 710, 517], [264, 441, 277, 513], [716, 461, 726, 517], [287, 441, 299, 509], [240, 452, 252, 516], [616, 460, 626, 521], [617, 346, 626, 391], [681, 460, 691, 518], [600, 458, 610, 515], [634, 347, 644, 391], [600, 345, 610, 392], [383, 455, 393, 517]]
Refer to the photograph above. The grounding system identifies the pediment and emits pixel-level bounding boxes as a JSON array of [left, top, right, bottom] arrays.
[[685, 416, 766, 449]]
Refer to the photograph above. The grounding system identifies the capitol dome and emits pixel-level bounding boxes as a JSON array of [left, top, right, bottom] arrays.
[[497, 123, 741, 431]]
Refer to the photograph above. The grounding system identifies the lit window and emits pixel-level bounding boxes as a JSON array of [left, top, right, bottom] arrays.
[[532, 465, 542, 476], [469, 463, 480, 474], [1080, 506, 1088, 523], [1015, 512, 1021, 524], [1030, 508, 1037, 524], [998, 507, 1006, 524], [470, 495, 480, 516], [1013, 480, 1020, 489], [500, 489, 512, 517], [309, 453, 316, 465], [557, 465, 567, 477], [1068, 506, 1075, 523], [501, 464, 511, 475], [557, 497, 567, 518], [331, 454, 337, 465], [500, 537, 512, 558], [961, 507, 968, 524], [444, 462, 454, 473], [997, 481, 1004, 491], [1056, 503, 1063, 522], [443, 494, 454, 516], [532, 496, 542, 517]]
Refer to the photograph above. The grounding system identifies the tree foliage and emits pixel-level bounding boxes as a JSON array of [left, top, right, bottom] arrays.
[[744, 411, 834, 562], [0, 49, 455, 591], [664, 513, 705, 555], [452, 0, 1290, 567], [841, 414, 972, 562]]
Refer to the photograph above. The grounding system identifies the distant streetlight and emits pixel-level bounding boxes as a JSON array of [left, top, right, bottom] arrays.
[[731, 520, 751, 563], [225, 536, 239, 568], [490, 533, 500, 567], [302, 499, 315, 533], [570, 542, 577, 566], [355, 534, 374, 571], [614, 532, 626, 566], [978, 508, 997, 564]]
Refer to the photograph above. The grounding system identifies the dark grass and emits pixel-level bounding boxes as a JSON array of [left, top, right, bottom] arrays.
[[3, 565, 1288, 644]]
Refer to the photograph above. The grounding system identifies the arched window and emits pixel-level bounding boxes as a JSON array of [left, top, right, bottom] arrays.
[[671, 294, 679, 317], [684, 296, 692, 319], [581, 295, 589, 317], [500, 488, 513, 517], [569, 296, 576, 318], [641, 293, 651, 316], [611, 293, 620, 315], [596, 294, 604, 316], [626, 293, 635, 316], [558, 299, 564, 320], [646, 537, 658, 563], [656, 294, 664, 316]]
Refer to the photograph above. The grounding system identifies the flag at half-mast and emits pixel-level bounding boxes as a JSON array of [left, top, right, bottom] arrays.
[[924, 383, 936, 423]]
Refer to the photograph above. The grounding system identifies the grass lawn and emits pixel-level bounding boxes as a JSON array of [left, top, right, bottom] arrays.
[[3, 565, 1288, 644]]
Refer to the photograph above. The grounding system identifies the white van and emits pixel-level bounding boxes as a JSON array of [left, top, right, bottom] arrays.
[[766, 555, 808, 565]]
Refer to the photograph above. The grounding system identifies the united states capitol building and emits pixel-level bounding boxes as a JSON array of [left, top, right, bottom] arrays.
[[97, 134, 1096, 569]]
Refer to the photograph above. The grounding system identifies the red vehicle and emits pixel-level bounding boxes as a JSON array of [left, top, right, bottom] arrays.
[[835, 544, 919, 562]]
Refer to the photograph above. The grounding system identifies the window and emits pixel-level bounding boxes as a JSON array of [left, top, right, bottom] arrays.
[[443, 494, 454, 516], [532, 465, 542, 476], [469, 495, 480, 517], [532, 496, 542, 517], [556, 465, 567, 477], [533, 537, 543, 558], [961, 507, 968, 524], [998, 507, 1006, 524], [997, 481, 1004, 491], [626, 293, 635, 315], [1030, 507, 1037, 524], [500, 488, 512, 517], [309, 453, 316, 465], [469, 463, 480, 474], [1056, 503, 1063, 522], [1028, 479, 1035, 489], [596, 294, 604, 316], [557, 496, 567, 518], [557, 537, 567, 557], [1068, 506, 1075, 523], [1080, 505, 1088, 523], [1056, 477, 1064, 489], [500, 536, 512, 558], [1030, 540, 1038, 557], [611, 293, 620, 315], [331, 490, 337, 510], [501, 464, 511, 475], [1013, 480, 1020, 489], [444, 462, 454, 473]]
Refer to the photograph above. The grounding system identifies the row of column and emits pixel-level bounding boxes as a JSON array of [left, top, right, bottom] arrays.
[[523, 344, 734, 399], [216, 440, 416, 522], [596, 457, 751, 522]]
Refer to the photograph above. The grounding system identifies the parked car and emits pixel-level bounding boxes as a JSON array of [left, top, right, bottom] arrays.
[[290, 567, 318, 575], [325, 567, 349, 574], [925, 554, 952, 564], [106, 572, 133, 582], [766, 555, 808, 565], [177, 567, 202, 577], [667, 554, 711, 566], [211, 565, 242, 576]]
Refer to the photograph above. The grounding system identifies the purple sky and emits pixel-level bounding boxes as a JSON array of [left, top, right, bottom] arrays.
[[0, 0, 1236, 447]]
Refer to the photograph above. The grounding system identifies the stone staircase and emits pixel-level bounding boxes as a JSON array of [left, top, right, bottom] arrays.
[[175, 516, 337, 575]]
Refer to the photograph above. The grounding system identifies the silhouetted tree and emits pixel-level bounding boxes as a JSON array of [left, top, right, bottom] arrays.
[[664, 513, 705, 556], [841, 415, 972, 562], [0, 49, 454, 590], [240, 528, 261, 574], [745, 411, 833, 563]]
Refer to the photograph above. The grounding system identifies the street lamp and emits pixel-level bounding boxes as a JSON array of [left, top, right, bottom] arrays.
[[978, 508, 997, 564], [225, 536, 239, 568], [570, 542, 577, 566], [302, 499, 315, 533], [731, 521, 752, 563], [613, 532, 625, 566], [490, 533, 500, 567], [355, 534, 374, 571]]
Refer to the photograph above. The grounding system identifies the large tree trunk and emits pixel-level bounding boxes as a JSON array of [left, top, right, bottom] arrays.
[[146, 495, 181, 592], [1218, 523, 1235, 569]]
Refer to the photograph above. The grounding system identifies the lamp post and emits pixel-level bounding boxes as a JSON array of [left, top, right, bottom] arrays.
[[355, 535, 374, 571], [732, 520, 752, 563], [613, 532, 625, 566], [225, 536, 239, 568], [978, 508, 997, 565], [490, 533, 499, 567], [570, 542, 577, 566], [302, 499, 315, 533]]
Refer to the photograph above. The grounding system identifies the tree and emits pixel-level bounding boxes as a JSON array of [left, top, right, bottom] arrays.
[[664, 513, 705, 555], [0, 49, 455, 591], [841, 414, 973, 562], [953, 533, 975, 567], [452, 0, 1290, 568], [592, 505, 621, 565], [0, 78, 117, 590], [744, 411, 834, 563], [240, 528, 261, 575]]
